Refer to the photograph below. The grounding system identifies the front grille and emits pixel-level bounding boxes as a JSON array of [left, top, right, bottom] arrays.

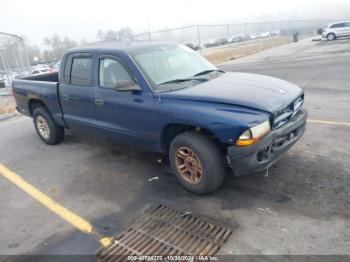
[[273, 94, 304, 129], [97, 204, 232, 260]]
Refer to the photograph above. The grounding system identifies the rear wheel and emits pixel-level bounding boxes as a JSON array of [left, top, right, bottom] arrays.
[[169, 131, 225, 194], [327, 33, 336, 41], [33, 107, 64, 145]]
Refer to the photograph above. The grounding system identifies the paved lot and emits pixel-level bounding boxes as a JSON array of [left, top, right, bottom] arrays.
[[0, 38, 349, 256]]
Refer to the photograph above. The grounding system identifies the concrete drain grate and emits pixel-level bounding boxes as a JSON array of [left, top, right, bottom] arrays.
[[97, 204, 232, 261]]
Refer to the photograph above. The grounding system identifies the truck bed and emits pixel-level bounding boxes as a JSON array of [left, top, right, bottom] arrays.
[[12, 72, 65, 127]]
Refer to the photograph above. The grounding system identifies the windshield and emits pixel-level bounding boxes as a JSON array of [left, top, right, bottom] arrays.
[[131, 44, 217, 90]]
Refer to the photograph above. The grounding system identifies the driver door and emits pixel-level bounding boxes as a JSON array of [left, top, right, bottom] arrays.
[[93, 54, 156, 149]]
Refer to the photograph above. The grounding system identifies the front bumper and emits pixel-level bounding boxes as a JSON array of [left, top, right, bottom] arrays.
[[227, 108, 308, 176]]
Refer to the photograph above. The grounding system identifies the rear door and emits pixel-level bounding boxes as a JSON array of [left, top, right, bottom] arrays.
[[345, 22, 350, 36], [59, 52, 97, 129]]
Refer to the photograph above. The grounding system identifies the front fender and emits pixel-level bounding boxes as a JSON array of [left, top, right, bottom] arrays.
[[155, 98, 270, 149]]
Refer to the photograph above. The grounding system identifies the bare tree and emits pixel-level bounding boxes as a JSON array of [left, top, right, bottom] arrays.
[[97, 27, 134, 42], [79, 38, 88, 46], [43, 34, 78, 61], [25, 44, 42, 64]]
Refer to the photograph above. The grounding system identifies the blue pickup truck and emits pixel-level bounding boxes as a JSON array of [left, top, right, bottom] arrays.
[[13, 42, 307, 194]]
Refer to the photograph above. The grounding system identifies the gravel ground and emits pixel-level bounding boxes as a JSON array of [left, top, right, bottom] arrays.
[[0, 96, 17, 115]]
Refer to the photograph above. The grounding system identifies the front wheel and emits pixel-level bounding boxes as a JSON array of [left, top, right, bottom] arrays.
[[33, 107, 64, 145], [169, 131, 225, 194], [327, 33, 336, 41]]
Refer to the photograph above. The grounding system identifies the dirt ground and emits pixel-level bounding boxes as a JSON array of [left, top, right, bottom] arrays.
[[0, 96, 17, 115], [203, 36, 297, 64]]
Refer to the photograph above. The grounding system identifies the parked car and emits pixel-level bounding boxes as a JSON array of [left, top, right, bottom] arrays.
[[216, 38, 228, 46], [229, 34, 245, 43], [205, 38, 223, 47], [1, 71, 20, 87], [13, 42, 307, 194], [205, 38, 228, 48], [184, 42, 201, 50], [259, 32, 271, 38], [0, 78, 5, 88], [270, 30, 280, 36], [250, 33, 259, 40], [49, 60, 61, 73], [322, 21, 350, 41], [32, 64, 50, 75], [243, 34, 252, 41], [204, 38, 217, 48]]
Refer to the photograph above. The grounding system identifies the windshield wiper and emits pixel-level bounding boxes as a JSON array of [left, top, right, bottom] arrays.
[[193, 69, 224, 77], [157, 77, 208, 86]]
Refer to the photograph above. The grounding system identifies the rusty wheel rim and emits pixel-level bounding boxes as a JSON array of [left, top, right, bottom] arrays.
[[175, 146, 203, 184]]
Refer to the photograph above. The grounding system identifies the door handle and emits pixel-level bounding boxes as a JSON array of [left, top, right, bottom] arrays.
[[95, 98, 104, 106], [61, 94, 69, 100]]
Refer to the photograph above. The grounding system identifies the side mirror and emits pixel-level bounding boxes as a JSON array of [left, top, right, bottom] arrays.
[[114, 80, 141, 92]]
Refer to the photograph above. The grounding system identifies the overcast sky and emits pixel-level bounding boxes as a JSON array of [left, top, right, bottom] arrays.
[[1, 0, 349, 47]]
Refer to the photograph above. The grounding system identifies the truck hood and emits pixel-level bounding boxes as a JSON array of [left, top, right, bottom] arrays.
[[159, 72, 303, 113]]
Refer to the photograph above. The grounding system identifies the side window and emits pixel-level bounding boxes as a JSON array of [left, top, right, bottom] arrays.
[[70, 57, 93, 86], [99, 58, 132, 89], [331, 23, 345, 28]]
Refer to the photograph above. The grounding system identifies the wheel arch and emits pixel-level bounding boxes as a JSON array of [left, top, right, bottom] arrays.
[[28, 99, 48, 116], [160, 123, 224, 153]]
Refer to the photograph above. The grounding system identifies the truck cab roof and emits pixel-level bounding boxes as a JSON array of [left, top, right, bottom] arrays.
[[66, 41, 177, 55]]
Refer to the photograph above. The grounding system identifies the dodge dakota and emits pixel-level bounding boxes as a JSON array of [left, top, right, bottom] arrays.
[[13, 42, 307, 194]]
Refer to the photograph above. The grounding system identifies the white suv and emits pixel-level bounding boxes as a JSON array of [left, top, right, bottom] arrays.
[[322, 21, 350, 41]]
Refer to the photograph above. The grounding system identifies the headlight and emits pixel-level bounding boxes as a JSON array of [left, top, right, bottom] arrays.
[[236, 120, 271, 146]]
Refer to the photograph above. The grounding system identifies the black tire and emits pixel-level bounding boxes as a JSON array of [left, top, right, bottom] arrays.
[[326, 33, 336, 41], [169, 131, 225, 194], [33, 107, 64, 145]]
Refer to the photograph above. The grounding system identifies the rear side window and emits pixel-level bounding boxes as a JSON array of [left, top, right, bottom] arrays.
[[330, 23, 345, 28], [70, 57, 93, 86]]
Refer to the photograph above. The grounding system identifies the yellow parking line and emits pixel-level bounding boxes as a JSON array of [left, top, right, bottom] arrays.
[[0, 163, 113, 247], [308, 119, 350, 126]]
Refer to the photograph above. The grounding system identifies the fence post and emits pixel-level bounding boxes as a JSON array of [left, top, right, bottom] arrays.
[[0, 49, 10, 88], [197, 25, 202, 52], [16, 40, 25, 73], [147, 23, 152, 41], [259, 36, 262, 50], [22, 40, 31, 71]]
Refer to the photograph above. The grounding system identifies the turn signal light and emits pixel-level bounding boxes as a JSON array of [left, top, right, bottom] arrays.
[[236, 138, 258, 146]]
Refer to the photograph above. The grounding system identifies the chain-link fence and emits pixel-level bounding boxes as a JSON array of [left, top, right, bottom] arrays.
[[134, 20, 332, 45], [0, 20, 334, 89], [0, 32, 31, 90]]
